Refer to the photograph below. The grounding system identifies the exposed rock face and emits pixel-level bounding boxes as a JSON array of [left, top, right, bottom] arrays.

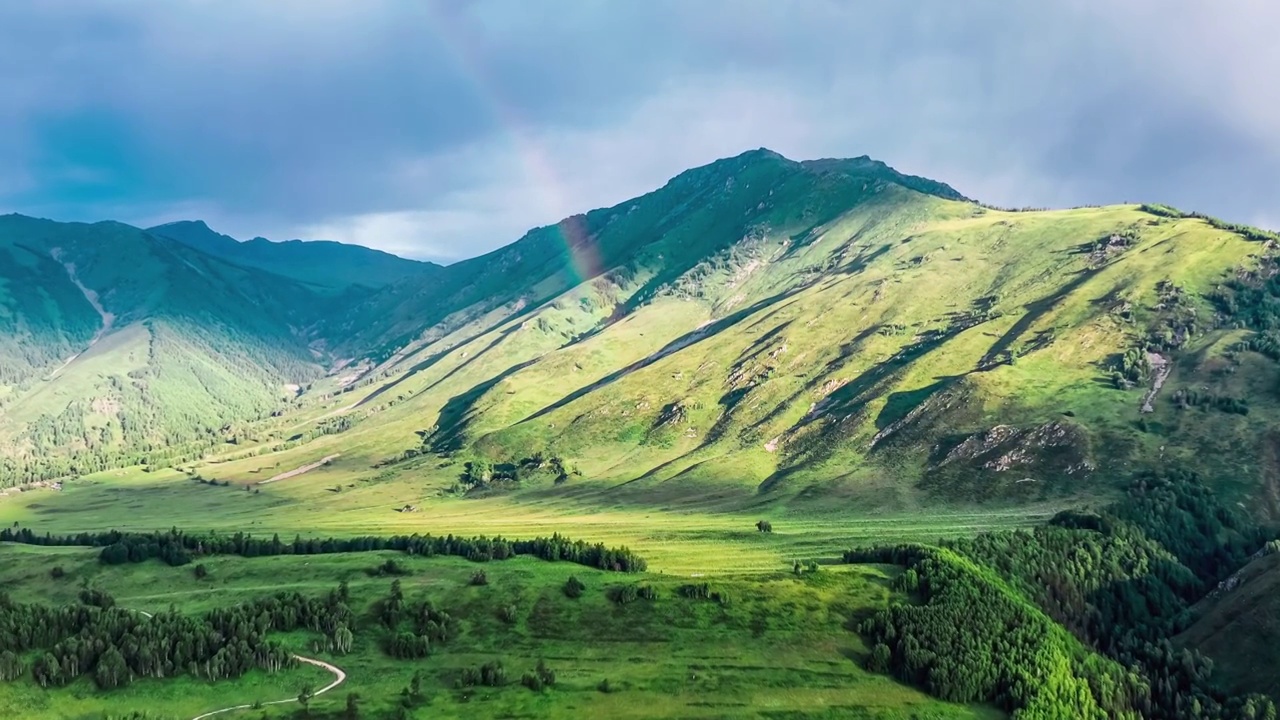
[[933, 421, 1095, 477]]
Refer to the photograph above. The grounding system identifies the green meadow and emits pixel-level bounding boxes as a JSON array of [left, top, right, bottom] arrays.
[[0, 542, 1001, 720]]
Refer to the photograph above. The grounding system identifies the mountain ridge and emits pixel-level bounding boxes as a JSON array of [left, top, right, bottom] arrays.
[[3, 149, 1280, 528], [147, 219, 437, 292]]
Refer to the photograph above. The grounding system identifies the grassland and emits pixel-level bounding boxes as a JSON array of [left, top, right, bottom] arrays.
[[0, 542, 1002, 719], [0, 459, 1057, 577]]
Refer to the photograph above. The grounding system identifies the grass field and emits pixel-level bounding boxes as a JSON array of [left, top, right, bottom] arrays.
[[0, 543, 1003, 719], [0, 460, 1060, 576]]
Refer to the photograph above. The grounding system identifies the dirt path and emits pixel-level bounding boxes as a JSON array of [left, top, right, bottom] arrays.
[[47, 249, 116, 380], [258, 454, 342, 485], [126, 607, 346, 719], [189, 655, 346, 720]]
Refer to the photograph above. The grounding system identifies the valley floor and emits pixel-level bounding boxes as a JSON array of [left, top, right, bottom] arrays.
[[0, 461, 1060, 576], [0, 544, 1001, 720]]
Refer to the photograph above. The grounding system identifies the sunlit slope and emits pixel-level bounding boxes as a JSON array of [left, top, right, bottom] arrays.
[[308, 196, 1275, 514]]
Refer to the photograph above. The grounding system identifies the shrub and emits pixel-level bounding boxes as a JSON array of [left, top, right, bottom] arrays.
[[563, 575, 585, 599], [522, 659, 556, 691], [194, 563, 209, 580], [49, 565, 65, 579], [498, 604, 518, 624], [469, 569, 488, 586], [369, 558, 410, 577]]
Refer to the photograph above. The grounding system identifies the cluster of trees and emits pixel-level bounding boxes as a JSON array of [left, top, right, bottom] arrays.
[[677, 583, 731, 605], [0, 585, 352, 690], [847, 470, 1278, 719], [380, 580, 458, 660], [289, 415, 354, 443], [1111, 347, 1152, 388], [608, 584, 657, 604], [1170, 389, 1250, 415], [846, 544, 1140, 718], [0, 527, 647, 573], [457, 660, 507, 688], [521, 659, 557, 692], [456, 453, 578, 492]]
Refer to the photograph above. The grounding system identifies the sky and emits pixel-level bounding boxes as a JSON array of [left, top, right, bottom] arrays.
[[0, 1, 1276, 263]]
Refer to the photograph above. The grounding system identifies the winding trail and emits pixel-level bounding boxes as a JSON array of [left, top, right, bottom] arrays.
[[127, 607, 346, 719], [189, 656, 346, 720]]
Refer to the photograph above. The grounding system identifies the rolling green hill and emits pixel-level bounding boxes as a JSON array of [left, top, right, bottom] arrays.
[[148, 219, 438, 292]]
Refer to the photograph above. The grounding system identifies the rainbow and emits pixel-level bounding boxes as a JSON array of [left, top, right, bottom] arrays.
[[424, 6, 604, 285]]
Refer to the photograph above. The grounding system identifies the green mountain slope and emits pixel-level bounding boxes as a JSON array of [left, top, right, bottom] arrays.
[[6, 149, 1280, 519], [289, 150, 1280, 518], [148, 220, 438, 292], [0, 214, 328, 483]]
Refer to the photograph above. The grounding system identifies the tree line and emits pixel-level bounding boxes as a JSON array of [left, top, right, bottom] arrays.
[[0, 526, 647, 573]]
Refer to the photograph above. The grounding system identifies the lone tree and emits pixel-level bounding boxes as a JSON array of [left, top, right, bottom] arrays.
[[756, 520, 773, 533], [298, 682, 314, 716], [563, 575, 586, 599]]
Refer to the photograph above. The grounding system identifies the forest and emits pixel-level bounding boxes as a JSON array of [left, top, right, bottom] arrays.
[[0, 526, 648, 573], [847, 470, 1278, 720], [0, 587, 348, 690]]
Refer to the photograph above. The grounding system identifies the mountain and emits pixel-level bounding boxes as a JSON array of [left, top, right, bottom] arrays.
[[310, 149, 1280, 516], [148, 219, 438, 292], [0, 214, 328, 480], [5, 149, 1280, 522]]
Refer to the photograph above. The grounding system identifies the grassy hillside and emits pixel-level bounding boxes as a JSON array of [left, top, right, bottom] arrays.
[[7, 149, 1280, 519], [149, 219, 438, 292], [236, 149, 1280, 521], [0, 215, 329, 485]]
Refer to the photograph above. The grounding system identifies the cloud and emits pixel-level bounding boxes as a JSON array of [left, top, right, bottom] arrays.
[[0, 0, 1276, 256]]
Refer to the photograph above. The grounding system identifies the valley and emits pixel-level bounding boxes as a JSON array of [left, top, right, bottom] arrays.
[[2, 150, 1279, 718]]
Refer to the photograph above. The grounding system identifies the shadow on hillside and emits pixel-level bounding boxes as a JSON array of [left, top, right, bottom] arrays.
[[429, 358, 540, 453], [515, 288, 806, 426], [357, 321, 523, 409], [976, 267, 1102, 370]]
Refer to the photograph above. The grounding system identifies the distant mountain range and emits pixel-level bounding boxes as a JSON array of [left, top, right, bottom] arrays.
[[147, 220, 437, 292], [3, 148, 1280, 528]]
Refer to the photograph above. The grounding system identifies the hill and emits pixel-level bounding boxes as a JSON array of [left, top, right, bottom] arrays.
[[1179, 544, 1280, 701], [148, 219, 438, 293]]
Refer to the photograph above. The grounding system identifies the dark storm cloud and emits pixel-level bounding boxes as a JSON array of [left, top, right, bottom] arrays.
[[0, 1, 1275, 261]]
